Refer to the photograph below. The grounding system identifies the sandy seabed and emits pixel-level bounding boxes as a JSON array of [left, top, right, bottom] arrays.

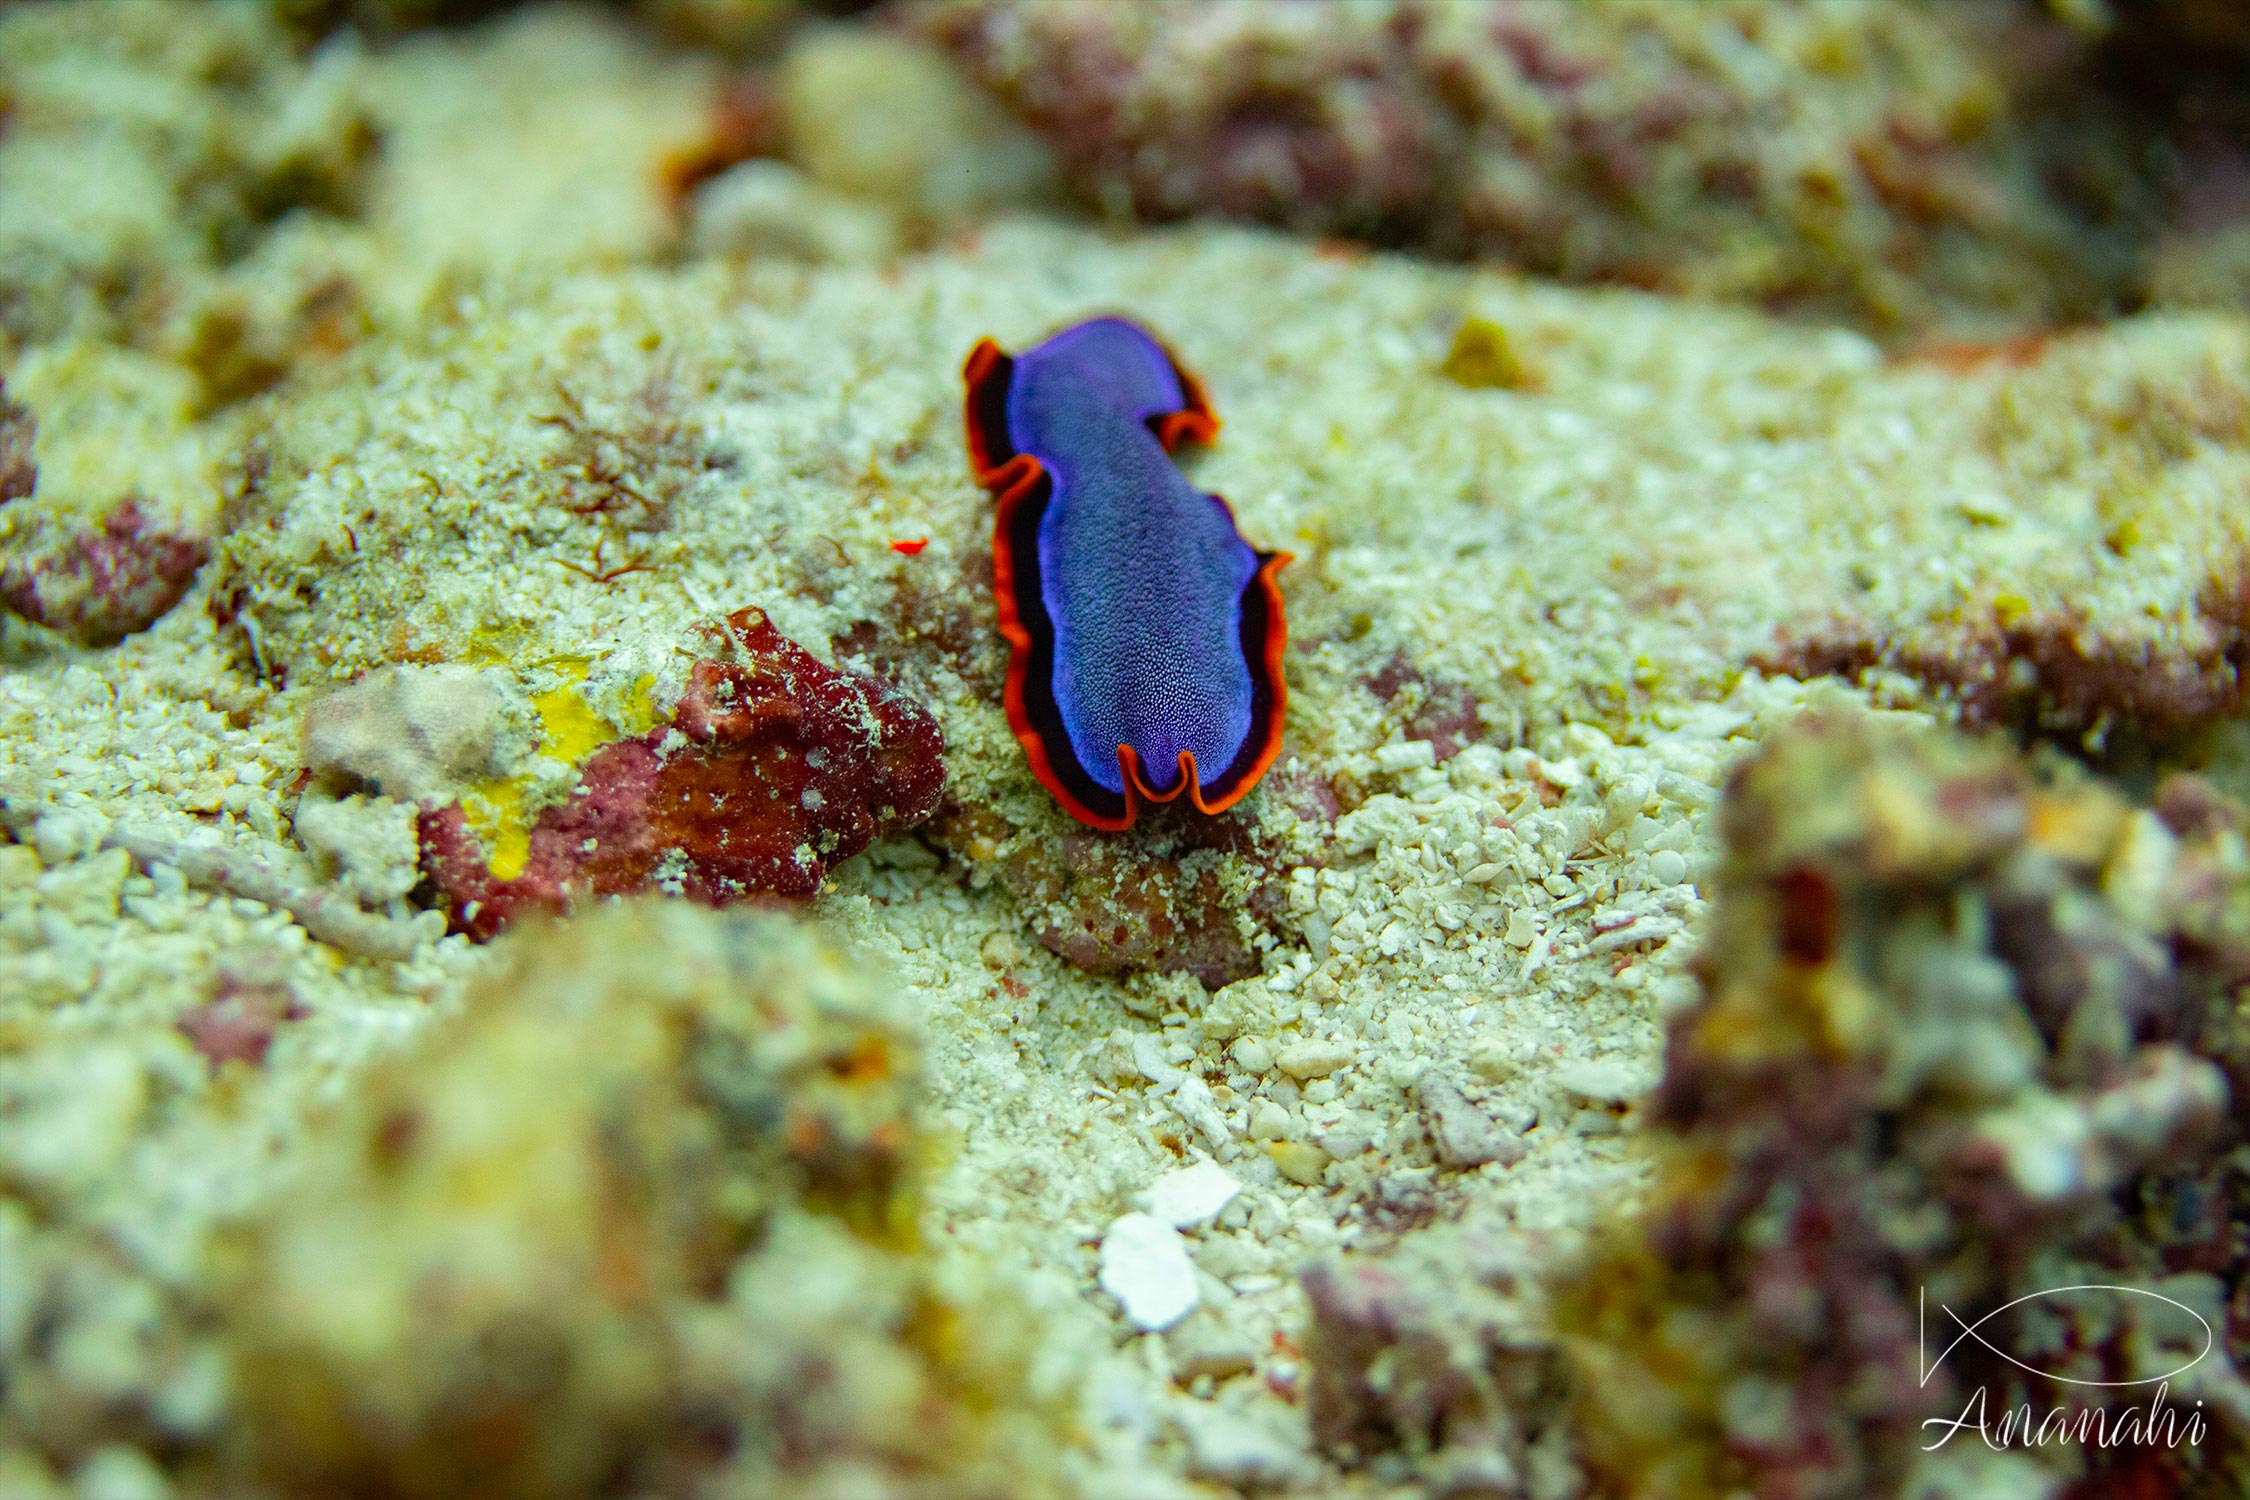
[[5, 6, 2250, 1499]]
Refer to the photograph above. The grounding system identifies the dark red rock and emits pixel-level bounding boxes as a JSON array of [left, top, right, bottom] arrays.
[[0, 499, 210, 645], [1772, 864, 1840, 966], [418, 608, 946, 939]]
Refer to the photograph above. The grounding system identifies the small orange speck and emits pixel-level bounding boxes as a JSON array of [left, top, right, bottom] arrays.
[[890, 537, 928, 556], [786, 1111, 826, 1156]]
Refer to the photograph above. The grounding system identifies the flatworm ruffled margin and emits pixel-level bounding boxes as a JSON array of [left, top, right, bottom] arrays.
[[964, 332, 1289, 831]]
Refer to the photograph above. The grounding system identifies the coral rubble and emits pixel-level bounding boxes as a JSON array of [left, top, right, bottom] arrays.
[[1301, 1219, 1577, 1494], [927, 776, 1318, 988]]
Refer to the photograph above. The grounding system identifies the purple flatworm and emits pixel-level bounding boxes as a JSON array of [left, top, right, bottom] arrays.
[[964, 316, 1289, 831]]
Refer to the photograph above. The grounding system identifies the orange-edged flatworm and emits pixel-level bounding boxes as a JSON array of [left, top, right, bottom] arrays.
[[963, 317, 1289, 831]]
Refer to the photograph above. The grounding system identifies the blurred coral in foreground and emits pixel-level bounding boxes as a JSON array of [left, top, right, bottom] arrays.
[[214, 900, 1070, 1500], [1561, 717, 2250, 1499]]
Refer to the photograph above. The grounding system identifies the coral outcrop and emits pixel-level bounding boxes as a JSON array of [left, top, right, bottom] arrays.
[[1560, 716, 2250, 1499]]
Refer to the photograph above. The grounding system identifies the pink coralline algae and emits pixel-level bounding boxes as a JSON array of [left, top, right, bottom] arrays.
[[0, 499, 211, 645], [176, 972, 306, 1075], [419, 609, 946, 939], [1366, 652, 1485, 763]]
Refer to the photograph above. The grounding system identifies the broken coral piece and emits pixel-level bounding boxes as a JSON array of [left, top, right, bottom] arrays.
[[419, 608, 945, 938], [0, 793, 431, 963], [1558, 715, 2250, 1500], [300, 663, 528, 805], [0, 499, 209, 645], [1098, 1210, 1199, 1331]]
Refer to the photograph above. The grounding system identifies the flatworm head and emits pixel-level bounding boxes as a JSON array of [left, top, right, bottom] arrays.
[[964, 317, 1288, 831]]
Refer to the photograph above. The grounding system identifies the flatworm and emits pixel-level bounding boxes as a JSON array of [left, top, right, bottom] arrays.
[[964, 317, 1289, 831]]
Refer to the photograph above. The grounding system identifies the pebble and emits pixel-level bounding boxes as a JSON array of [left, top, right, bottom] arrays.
[[1231, 1036, 1273, 1074], [1140, 1160, 1242, 1229], [33, 807, 103, 865], [1552, 1056, 1648, 1105], [1167, 1313, 1261, 1382], [1374, 740, 1437, 773], [1098, 1213, 1200, 1331], [1276, 1038, 1353, 1080], [1168, 1075, 1234, 1149], [1174, 1402, 1314, 1487], [1648, 848, 1689, 887], [1267, 1140, 1329, 1186]]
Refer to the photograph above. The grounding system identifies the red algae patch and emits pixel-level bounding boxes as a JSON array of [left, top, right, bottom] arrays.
[[419, 609, 945, 938]]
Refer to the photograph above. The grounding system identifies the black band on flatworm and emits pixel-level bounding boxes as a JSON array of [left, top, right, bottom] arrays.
[[1000, 468, 1131, 824], [965, 345, 1020, 477], [1199, 546, 1285, 804]]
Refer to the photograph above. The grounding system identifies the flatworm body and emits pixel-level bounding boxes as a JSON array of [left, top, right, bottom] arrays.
[[964, 317, 1289, 831]]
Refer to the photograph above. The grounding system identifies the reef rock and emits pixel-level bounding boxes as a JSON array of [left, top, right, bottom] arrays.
[[419, 609, 946, 938], [0, 499, 210, 645], [0, 382, 33, 505]]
